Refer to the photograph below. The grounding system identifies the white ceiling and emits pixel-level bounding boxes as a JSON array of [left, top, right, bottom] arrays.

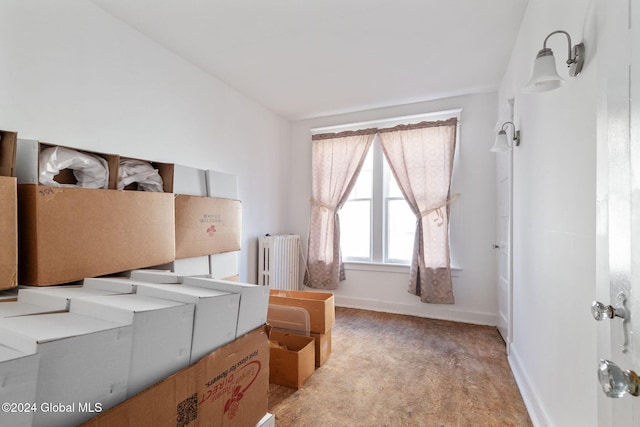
[[90, 0, 529, 121]]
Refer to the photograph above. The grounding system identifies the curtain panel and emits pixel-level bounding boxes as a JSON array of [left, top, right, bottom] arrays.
[[378, 118, 458, 304], [304, 129, 376, 290]]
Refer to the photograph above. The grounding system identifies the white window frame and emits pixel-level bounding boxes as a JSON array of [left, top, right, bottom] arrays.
[[311, 109, 462, 274]]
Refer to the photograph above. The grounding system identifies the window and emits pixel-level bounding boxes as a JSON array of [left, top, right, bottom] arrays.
[[339, 137, 415, 264], [327, 110, 461, 267]]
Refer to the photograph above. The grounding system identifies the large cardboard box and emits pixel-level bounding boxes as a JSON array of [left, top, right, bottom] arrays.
[[269, 290, 335, 334], [0, 344, 40, 427], [18, 184, 175, 286], [70, 294, 195, 398], [184, 277, 270, 338], [0, 176, 17, 290], [136, 283, 240, 363], [174, 195, 241, 259], [81, 325, 269, 427], [18, 286, 123, 310], [269, 329, 315, 389], [0, 312, 133, 427]]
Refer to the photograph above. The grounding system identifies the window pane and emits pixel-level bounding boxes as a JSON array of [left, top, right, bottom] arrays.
[[386, 199, 415, 263], [339, 200, 371, 260], [383, 155, 403, 198], [349, 146, 373, 200]]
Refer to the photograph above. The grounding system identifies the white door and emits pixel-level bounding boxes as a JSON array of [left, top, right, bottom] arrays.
[[595, 0, 640, 424], [496, 148, 512, 347], [495, 103, 513, 350]]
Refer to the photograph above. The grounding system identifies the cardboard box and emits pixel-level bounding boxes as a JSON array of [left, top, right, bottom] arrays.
[[311, 331, 332, 367], [136, 283, 240, 363], [184, 277, 269, 338], [269, 290, 335, 334], [0, 130, 17, 177], [0, 344, 40, 427], [17, 184, 175, 286], [81, 325, 269, 427], [0, 312, 133, 427], [269, 329, 315, 389], [174, 195, 241, 259], [17, 286, 123, 311], [0, 176, 17, 290], [15, 140, 119, 189], [70, 294, 195, 398]]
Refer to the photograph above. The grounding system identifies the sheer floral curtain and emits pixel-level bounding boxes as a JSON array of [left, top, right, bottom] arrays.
[[378, 118, 458, 304], [304, 129, 376, 290]]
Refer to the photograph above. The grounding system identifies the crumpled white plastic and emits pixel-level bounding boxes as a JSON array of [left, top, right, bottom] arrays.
[[117, 159, 164, 192], [39, 146, 109, 189]]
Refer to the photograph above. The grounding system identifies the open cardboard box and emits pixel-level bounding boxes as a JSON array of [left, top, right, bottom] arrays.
[[117, 156, 174, 193], [269, 290, 335, 334], [15, 139, 119, 189], [269, 329, 315, 389], [81, 325, 270, 427]]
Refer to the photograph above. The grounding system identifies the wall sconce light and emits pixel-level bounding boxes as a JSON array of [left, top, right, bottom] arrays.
[[522, 30, 585, 94], [490, 122, 520, 152]]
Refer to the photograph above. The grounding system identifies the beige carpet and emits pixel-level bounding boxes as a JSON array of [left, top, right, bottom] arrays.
[[268, 307, 532, 427]]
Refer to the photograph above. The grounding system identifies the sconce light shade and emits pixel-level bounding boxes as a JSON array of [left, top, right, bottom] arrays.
[[490, 130, 511, 152], [490, 122, 520, 153], [522, 30, 585, 94], [522, 48, 565, 93]]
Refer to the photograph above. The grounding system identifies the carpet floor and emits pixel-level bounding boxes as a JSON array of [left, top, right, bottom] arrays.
[[268, 307, 532, 427]]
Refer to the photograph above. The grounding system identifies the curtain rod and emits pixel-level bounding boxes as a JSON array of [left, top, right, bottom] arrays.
[[310, 108, 462, 135]]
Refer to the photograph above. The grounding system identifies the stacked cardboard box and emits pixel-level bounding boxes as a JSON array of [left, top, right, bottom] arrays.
[[0, 268, 272, 426], [12, 138, 245, 286], [268, 289, 335, 388]]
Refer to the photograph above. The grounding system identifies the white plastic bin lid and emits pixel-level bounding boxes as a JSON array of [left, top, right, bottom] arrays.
[[267, 304, 310, 336]]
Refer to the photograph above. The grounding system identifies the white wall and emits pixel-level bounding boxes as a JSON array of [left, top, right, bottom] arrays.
[[0, 0, 290, 283], [497, 0, 598, 425], [288, 93, 499, 325]]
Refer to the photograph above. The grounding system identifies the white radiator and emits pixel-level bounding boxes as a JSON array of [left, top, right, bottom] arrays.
[[258, 235, 300, 290]]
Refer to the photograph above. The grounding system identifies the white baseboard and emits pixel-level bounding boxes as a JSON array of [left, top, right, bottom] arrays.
[[508, 345, 551, 427], [333, 295, 497, 326]]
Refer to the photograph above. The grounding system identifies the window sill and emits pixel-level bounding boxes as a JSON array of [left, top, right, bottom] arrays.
[[344, 261, 462, 277]]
